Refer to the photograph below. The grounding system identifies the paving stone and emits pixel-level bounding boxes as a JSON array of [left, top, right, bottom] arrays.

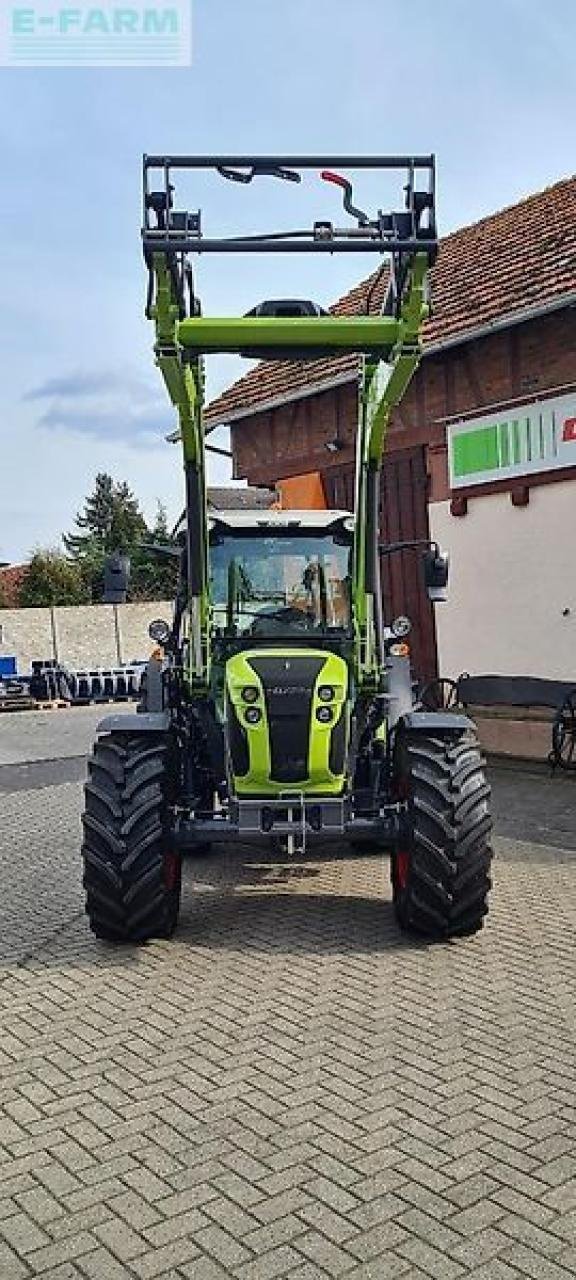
[[449, 1228, 510, 1268], [0, 777, 575, 1280], [15, 1185, 66, 1225], [242, 1212, 305, 1252], [296, 1229, 356, 1275], [77, 1246, 134, 1279], [0, 1239, 30, 1279], [398, 1235, 465, 1279], [194, 1223, 252, 1269], [0, 1208, 51, 1254], [93, 1214, 148, 1260], [500, 1242, 576, 1279], [235, 1243, 304, 1279], [24, 1230, 97, 1272]]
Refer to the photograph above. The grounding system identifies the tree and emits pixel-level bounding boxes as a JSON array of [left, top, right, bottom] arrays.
[[19, 550, 89, 608], [63, 478, 179, 603], [130, 502, 179, 602], [64, 472, 147, 559], [64, 473, 149, 602]]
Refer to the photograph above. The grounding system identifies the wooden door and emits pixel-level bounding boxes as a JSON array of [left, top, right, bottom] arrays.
[[322, 447, 438, 683]]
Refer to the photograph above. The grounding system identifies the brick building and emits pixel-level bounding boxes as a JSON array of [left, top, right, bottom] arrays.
[[206, 175, 576, 683]]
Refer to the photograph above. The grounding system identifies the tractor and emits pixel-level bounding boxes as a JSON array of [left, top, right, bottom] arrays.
[[81, 154, 492, 942]]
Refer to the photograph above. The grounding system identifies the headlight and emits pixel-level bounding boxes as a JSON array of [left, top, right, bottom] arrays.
[[241, 686, 259, 703], [316, 706, 333, 724], [148, 618, 171, 646], [317, 685, 334, 702], [391, 615, 412, 638], [245, 707, 262, 725]]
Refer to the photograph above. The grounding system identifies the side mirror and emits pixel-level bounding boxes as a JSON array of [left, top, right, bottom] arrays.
[[103, 551, 130, 604], [423, 547, 449, 602]]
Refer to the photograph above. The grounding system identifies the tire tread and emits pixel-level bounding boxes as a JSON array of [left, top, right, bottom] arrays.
[[393, 731, 492, 938], [81, 732, 180, 942]]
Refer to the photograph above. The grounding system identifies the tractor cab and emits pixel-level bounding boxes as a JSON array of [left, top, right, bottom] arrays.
[[207, 509, 355, 801], [209, 509, 353, 647]]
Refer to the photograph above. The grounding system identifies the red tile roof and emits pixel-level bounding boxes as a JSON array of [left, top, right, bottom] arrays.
[[0, 565, 28, 607], [207, 485, 275, 510], [205, 174, 576, 426]]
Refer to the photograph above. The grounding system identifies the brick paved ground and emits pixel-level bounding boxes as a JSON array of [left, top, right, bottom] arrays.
[[0, 755, 575, 1278]]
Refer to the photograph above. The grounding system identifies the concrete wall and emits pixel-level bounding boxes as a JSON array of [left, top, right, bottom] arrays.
[[430, 480, 576, 681], [0, 602, 172, 673]]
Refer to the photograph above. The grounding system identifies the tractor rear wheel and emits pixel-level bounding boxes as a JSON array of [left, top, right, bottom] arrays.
[[391, 731, 492, 938], [82, 732, 181, 942]]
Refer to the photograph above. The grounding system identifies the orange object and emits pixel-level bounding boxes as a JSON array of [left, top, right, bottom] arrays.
[[276, 472, 327, 510]]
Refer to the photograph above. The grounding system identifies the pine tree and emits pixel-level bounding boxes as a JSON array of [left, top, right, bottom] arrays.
[[64, 473, 150, 601], [64, 472, 147, 558]]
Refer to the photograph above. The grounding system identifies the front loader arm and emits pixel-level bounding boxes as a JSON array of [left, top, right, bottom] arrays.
[[353, 251, 429, 687], [149, 253, 210, 687]]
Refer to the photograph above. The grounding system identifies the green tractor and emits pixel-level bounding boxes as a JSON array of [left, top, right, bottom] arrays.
[[81, 154, 492, 942]]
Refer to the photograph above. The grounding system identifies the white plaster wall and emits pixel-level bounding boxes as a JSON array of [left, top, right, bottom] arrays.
[[429, 480, 576, 681]]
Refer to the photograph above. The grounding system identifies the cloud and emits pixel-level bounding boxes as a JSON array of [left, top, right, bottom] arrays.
[[26, 368, 175, 445], [24, 371, 129, 401]]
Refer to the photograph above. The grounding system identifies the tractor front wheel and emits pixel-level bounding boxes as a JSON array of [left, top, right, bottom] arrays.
[[391, 731, 492, 938], [82, 732, 181, 942]]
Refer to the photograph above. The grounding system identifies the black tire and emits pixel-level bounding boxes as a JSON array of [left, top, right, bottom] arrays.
[[82, 732, 181, 942], [391, 731, 492, 938]]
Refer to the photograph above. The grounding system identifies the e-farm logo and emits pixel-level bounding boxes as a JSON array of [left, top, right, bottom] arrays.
[[0, 1, 191, 64]]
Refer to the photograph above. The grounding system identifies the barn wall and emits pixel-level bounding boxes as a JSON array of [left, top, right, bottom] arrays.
[[232, 310, 576, 491]]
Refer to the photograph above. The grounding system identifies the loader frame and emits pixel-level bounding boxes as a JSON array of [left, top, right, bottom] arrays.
[[142, 154, 437, 693]]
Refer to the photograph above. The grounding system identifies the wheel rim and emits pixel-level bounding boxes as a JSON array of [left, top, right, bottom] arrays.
[[163, 849, 180, 891], [395, 849, 410, 890]]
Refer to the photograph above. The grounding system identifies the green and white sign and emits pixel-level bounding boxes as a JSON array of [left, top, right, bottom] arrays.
[[448, 392, 576, 489]]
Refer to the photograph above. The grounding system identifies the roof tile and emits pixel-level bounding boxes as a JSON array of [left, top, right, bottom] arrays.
[[206, 174, 576, 424]]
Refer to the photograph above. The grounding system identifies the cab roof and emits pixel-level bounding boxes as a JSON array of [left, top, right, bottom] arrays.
[[208, 509, 353, 531]]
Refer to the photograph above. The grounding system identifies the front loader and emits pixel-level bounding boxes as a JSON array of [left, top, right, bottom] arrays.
[[81, 154, 492, 942]]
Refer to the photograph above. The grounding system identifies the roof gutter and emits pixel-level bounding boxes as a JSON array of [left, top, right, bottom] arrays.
[[425, 291, 576, 356], [202, 293, 576, 429]]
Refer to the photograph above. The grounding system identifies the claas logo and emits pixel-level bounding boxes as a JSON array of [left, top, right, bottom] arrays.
[[562, 417, 576, 443]]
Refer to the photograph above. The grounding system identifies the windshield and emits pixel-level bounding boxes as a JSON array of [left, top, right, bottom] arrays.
[[210, 530, 352, 638]]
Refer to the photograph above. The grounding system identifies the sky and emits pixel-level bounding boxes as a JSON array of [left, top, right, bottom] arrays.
[[0, 0, 575, 562]]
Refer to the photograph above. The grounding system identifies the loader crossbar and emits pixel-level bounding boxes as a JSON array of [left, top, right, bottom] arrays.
[[142, 154, 436, 259], [176, 315, 400, 355]]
